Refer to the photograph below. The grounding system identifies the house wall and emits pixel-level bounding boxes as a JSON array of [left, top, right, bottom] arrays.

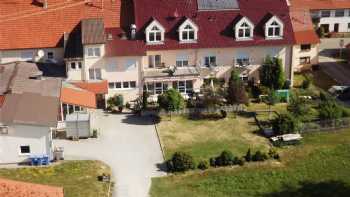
[[83, 44, 105, 80], [292, 44, 319, 72], [0, 48, 64, 64], [0, 124, 53, 164], [66, 60, 85, 81], [104, 56, 142, 102], [312, 9, 350, 32], [145, 45, 293, 81]]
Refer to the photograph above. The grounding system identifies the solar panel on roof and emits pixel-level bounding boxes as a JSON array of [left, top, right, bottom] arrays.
[[197, 0, 239, 10]]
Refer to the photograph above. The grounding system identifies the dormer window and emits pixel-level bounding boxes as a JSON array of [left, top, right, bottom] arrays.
[[265, 16, 284, 39], [235, 17, 254, 40], [145, 20, 165, 44], [179, 19, 198, 43]]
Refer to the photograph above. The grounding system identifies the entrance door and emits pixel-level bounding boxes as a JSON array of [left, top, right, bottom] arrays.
[[320, 24, 330, 33], [334, 23, 339, 32], [96, 94, 106, 109]]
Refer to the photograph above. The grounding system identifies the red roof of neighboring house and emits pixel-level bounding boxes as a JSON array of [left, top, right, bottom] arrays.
[[0, 0, 121, 50], [107, 0, 295, 56], [0, 178, 64, 197], [290, 0, 350, 10], [294, 30, 320, 45], [72, 80, 108, 94], [0, 95, 5, 108], [60, 83, 96, 108]]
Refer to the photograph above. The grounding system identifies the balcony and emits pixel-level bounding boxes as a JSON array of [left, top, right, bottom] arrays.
[[143, 66, 200, 82]]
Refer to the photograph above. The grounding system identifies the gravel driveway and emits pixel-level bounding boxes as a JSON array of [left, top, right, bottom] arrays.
[[54, 111, 166, 197]]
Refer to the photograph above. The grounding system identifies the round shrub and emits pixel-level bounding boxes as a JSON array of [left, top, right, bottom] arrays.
[[209, 157, 216, 167], [220, 110, 227, 118], [245, 148, 252, 162], [252, 151, 268, 162], [167, 152, 195, 172], [215, 150, 235, 166], [268, 149, 280, 160], [233, 157, 245, 166], [197, 160, 209, 170]]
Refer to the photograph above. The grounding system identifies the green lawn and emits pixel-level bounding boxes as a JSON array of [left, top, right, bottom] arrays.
[[157, 114, 270, 163], [0, 160, 111, 197], [151, 129, 350, 197], [294, 70, 337, 94]]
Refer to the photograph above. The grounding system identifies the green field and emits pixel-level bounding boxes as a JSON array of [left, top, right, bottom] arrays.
[[151, 129, 350, 197], [157, 114, 270, 163], [0, 161, 111, 197]]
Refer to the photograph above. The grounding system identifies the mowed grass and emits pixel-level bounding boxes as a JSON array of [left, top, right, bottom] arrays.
[[151, 129, 350, 197], [0, 160, 111, 197], [157, 114, 270, 162]]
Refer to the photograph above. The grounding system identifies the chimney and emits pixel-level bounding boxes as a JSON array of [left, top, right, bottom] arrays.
[[43, 0, 48, 9], [130, 24, 137, 40]]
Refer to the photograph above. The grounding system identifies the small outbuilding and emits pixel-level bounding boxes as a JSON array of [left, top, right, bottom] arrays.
[[65, 113, 91, 139]]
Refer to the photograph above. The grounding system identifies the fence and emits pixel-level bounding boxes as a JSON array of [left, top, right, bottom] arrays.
[[300, 117, 350, 133], [141, 105, 244, 116]]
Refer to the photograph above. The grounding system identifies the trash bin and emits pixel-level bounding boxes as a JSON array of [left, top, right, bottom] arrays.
[[54, 147, 64, 161]]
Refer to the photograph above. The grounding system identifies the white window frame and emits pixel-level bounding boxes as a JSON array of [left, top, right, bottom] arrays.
[[173, 80, 193, 94], [109, 81, 137, 90], [178, 19, 198, 43], [235, 17, 254, 41], [335, 9, 345, 17], [148, 55, 162, 68], [321, 10, 331, 17], [69, 61, 82, 70], [203, 55, 216, 67], [0, 126, 8, 135], [86, 47, 101, 57], [89, 68, 102, 80], [145, 20, 165, 44], [265, 16, 284, 39], [19, 145, 31, 156], [176, 54, 189, 67], [145, 82, 168, 95]]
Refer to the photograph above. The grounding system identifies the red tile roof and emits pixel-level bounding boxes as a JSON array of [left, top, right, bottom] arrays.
[[0, 95, 5, 108], [107, 0, 295, 56], [294, 30, 320, 44], [289, 7, 320, 44], [0, 0, 121, 50], [60, 83, 97, 108], [290, 0, 350, 10], [0, 178, 64, 197], [72, 80, 108, 94]]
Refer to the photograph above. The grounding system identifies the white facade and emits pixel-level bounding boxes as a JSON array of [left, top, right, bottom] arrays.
[[0, 124, 53, 164], [292, 44, 319, 72], [311, 9, 350, 32], [0, 47, 64, 64]]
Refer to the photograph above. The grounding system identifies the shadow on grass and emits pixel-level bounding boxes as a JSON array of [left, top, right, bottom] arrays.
[[264, 180, 350, 197]]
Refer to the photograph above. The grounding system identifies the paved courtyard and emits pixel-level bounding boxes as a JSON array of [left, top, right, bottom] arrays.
[[54, 111, 166, 197]]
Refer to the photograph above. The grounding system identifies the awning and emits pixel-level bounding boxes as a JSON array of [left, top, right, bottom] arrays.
[[60, 83, 96, 109], [72, 80, 108, 94]]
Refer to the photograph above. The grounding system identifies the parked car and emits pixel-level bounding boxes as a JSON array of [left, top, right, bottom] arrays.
[[328, 86, 349, 96]]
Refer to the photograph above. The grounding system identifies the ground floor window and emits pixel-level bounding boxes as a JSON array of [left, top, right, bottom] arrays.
[[173, 80, 193, 94], [144, 82, 168, 95], [299, 56, 311, 65], [19, 145, 30, 155], [62, 103, 85, 120], [108, 81, 137, 89]]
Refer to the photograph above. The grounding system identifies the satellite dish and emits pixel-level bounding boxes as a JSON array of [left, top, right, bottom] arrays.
[[37, 50, 45, 58]]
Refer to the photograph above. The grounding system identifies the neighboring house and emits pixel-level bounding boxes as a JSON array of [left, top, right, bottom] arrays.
[[290, 0, 350, 33], [0, 178, 64, 197], [289, 7, 320, 72], [101, 0, 295, 101], [0, 62, 61, 164], [0, 0, 120, 64]]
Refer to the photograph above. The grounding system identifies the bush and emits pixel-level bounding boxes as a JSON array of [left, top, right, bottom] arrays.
[[301, 78, 311, 89], [107, 94, 124, 112], [220, 110, 227, 118], [318, 93, 343, 120], [209, 157, 216, 167], [214, 150, 235, 166], [166, 152, 195, 172], [272, 113, 301, 135], [245, 148, 252, 162], [125, 102, 131, 109], [252, 151, 268, 162], [197, 160, 209, 170], [158, 89, 185, 112], [234, 157, 245, 166], [227, 69, 249, 105], [268, 149, 280, 160]]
